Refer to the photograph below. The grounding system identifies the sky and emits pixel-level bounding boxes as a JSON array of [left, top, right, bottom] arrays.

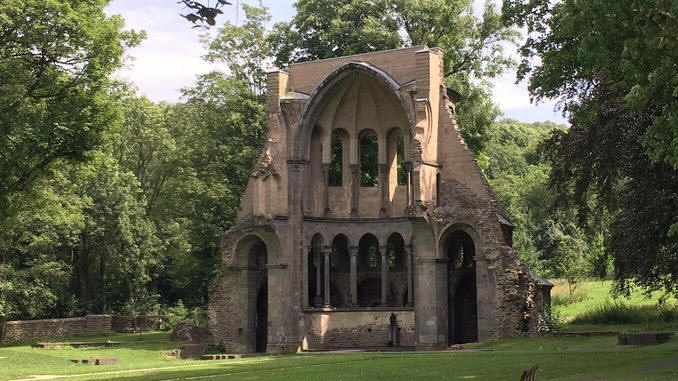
[[105, 0, 567, 124]]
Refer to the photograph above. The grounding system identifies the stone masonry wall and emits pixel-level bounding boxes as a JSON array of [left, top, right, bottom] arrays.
[[1, 315, 112, 344], [306, 310, 415, 349], [111, 316, 165, 333]]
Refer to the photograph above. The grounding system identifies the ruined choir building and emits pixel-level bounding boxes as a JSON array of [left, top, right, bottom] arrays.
[[208, 47, 549, 353]]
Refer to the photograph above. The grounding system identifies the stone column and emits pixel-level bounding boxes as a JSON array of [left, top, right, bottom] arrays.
[[313, 248, 323, 307], [412, 163, 421, 206], [378, 163, 388, 217], [322, 163, 331, 217], [415, 257, 449, 350], [406, 245, 414, 307], [323, 247, 332, 308], [349, 164, 359, 217], [349, 246, 358, 306], [380, 245, 389, 306]]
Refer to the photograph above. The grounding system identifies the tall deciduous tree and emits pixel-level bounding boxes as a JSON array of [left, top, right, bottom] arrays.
[[203, 4, 275, 95], [0, 0, 142, 215], [503, 0, 678, 295]]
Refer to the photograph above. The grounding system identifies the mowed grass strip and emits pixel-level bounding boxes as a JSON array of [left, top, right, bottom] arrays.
[[551, 279, 677, 322], [550, 279, 678, 332], [2, 334, 678, 381]]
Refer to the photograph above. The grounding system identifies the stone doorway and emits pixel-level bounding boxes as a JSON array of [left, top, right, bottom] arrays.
[[443, 228, 478, 345], [453, 274, 477, 343], [255, 283, 268, 352]]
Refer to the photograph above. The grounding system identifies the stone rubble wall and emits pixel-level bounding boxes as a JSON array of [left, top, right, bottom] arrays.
[[1, 315, 169, 344], [111, 315, 165, 333], [1, 315, 112, 344], [306, 310, 415, 349]]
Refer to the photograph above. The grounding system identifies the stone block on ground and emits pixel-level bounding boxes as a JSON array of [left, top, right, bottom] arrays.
[[171, 322, 210, 343], [70, 358, 118, 365], [201, 354, 248, 360], [618, 332, 674, 346], [179, 343, 208, 359]]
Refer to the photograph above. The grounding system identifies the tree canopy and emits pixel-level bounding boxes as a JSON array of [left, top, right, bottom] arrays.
[[0, 0, 143, 216], [504, 0, 678, 296]]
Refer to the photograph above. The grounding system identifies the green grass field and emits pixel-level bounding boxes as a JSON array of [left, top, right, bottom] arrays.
[[2, 280, 677, 380], [1, 333, 677, 380], [552, 279, 678, 332]]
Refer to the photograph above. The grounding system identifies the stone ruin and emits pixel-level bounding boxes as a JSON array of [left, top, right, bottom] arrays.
[[207, 46, 548, 353]]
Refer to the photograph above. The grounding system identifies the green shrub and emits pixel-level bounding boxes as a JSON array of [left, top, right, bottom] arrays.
[[539, 308, 561, 333], [159, 301, 206, 331], [572, 301, 678, 325]]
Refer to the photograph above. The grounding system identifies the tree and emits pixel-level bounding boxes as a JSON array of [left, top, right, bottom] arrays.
[[269, 0, 518, 153], [0, 0, 142, 216], [202, 4, 273, 94], [503, 0, 677, 169], [541, 88, 678, 296], [481, 119, 602, 285], [504, 0, 677, 297]]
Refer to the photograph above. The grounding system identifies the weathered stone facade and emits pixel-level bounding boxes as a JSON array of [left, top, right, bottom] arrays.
[[208, 47, 544, 353]]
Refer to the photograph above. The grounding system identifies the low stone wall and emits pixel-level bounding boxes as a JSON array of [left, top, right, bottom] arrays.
[[305, 309, 415, 349], [1, 315, 112, 344], [111, 315, 165, 333]]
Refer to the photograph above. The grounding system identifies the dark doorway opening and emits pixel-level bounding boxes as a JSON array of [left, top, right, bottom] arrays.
[[255, 283, 268, 353], [453, 275, 477, 344], [444, 229, 478, 345]]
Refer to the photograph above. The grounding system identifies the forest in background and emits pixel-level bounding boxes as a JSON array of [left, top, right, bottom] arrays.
[[1, 0, 675, 322]]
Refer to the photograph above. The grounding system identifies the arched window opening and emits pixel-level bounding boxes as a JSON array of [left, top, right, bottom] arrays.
[[329, 131, 343, 186], [386, 233, 405, 271], [359, 132, 378, 187], [330, 234, 350, 307], [357, 234, 381, 307], [386, 233, 407, 307], [366, 246, 379, 269], [397, 134, 407, 185]]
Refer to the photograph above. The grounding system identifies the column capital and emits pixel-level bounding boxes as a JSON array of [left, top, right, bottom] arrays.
[[379, 245, 389, 253], [321, 246, 333, 255], [322, 163, 332, 170], [349, 246, 359, 256]]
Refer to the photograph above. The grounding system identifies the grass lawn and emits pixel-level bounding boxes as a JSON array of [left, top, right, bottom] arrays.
[[2, 280, 677, 380], [1, 332, 678, 380], [552, 279, 677, 322]]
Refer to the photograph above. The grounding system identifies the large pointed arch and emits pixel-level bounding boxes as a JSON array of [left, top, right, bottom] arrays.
[[293, 62, 415, 161]]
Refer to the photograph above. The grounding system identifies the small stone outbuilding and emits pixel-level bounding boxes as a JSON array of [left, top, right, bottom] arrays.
[[208, 46, 545, 353]]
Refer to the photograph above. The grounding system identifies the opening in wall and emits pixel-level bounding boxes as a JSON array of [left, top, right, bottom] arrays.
[[359, 131, 378, 187], [329, 131, 343, 186], [397, 134, 406, 185]]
